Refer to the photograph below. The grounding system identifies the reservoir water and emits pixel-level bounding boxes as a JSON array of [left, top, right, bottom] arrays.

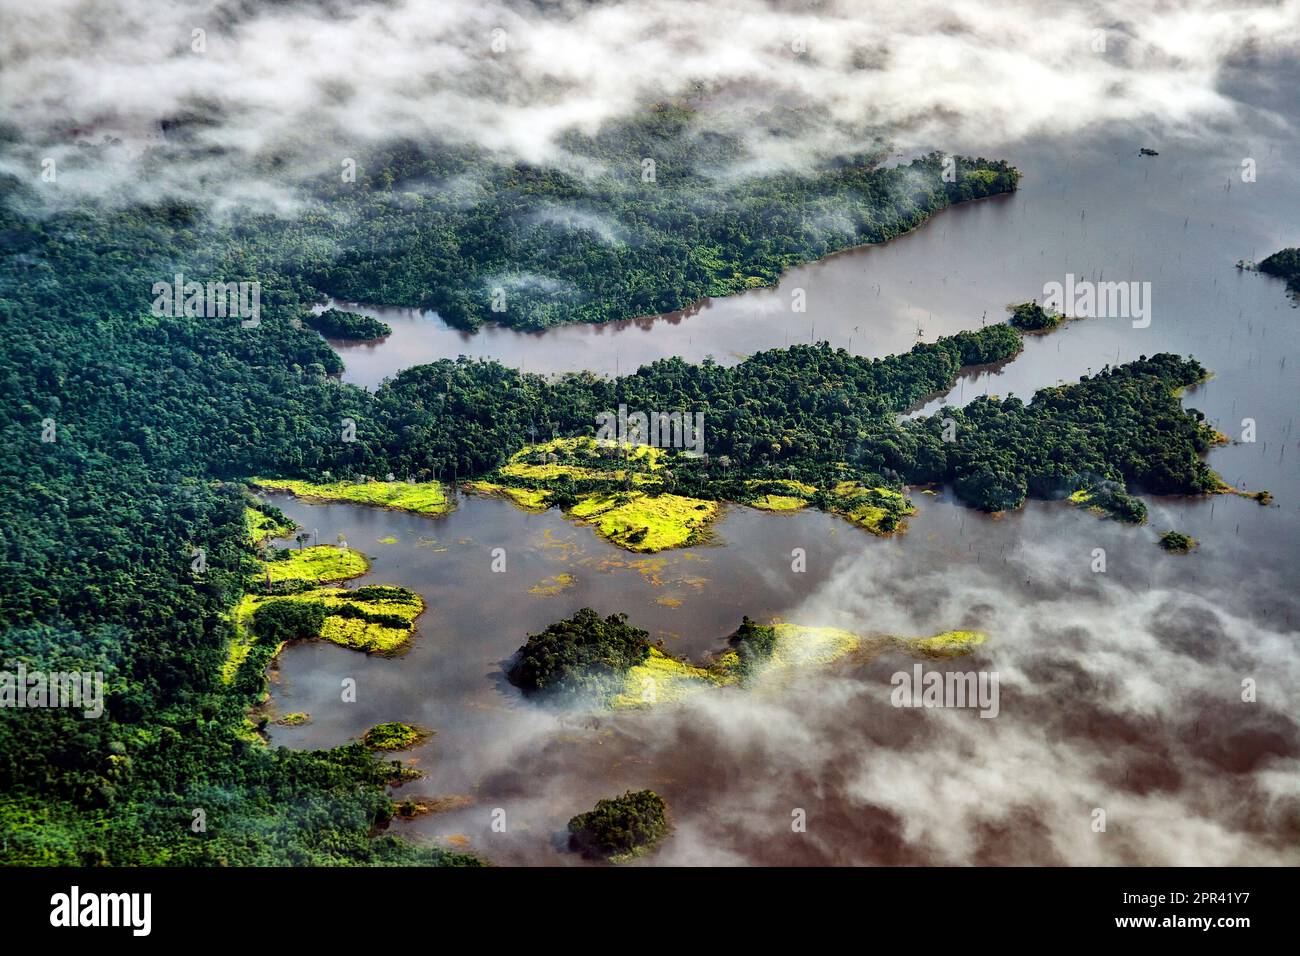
[[268, 119, 1300, 864]]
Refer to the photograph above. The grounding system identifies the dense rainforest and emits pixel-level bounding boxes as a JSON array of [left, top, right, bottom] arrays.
[[0, 193, 480, 864], [0, 109, 1219, 864], [331, 329, 1219, 515], [220, 105, 1021, 330]]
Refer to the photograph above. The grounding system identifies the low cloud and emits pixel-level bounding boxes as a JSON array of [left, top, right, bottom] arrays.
[[2, 0, 1298, 209], [437, 506, 1300, 866]]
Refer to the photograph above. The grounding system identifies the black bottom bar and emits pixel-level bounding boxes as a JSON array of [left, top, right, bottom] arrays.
[[1, 866, 1290, 942]]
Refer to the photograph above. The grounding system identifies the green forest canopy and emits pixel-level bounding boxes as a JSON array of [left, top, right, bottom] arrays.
[[0, 115, 1223, 864]]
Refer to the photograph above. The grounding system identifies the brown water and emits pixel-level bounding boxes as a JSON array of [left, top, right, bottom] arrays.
[[263, 477, 1297, 864], [269, 124, 1300, 865]]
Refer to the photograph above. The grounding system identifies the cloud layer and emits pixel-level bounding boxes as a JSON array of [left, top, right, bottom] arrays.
[[403, 504, 1300, 866], [3, 0, 1298, 206]]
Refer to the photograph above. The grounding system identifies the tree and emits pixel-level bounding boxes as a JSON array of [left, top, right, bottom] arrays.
[[251, 599, 326, 643]]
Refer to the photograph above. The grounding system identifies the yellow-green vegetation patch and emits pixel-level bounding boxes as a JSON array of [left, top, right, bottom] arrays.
[[497, 436, 670, 485], [463, 481, 552, 511], [234, 585, 425, 657], [528, 572, 576, 596], [316, 587, 424, 653], [276, 712, 310, 726], [509, 607, 996, 715], [610, 647, 723, 709], [620, 441, 668, 470], [251, 477, 452, 515], [1066, 485, 1148, 524], [362, 721, 431, 751], [244, 506, 294, 545], [487, 439, 926, 542], [748, 494, 808, 512], [1211, 478, 1272, 505], [519, 435, 666, 466], [262, 545, 369, 584], [221, 630, 256, 685], [222, 587, 299, 684], [499, 460, 606, 481], [221, 538, 385, 679], [569, 492, 718, 552], [505, 486, 553, 509], [234, 716, 265, 744], [612, 623, 984, 706], [839, 503, 890, 532], [828, 482, 916, 535], [909, 630, 988, 658], [512, 435, 599, 459], [748, 478, 817, 495], [769, 623, 862, 667]]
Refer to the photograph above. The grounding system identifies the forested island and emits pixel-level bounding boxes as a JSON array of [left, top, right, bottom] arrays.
[[321, 337, 1227, 517], [1008, 301, 1064, 332], [1258, 248, 1300, 297], [301, 308, 392, 341], [1159, 530, 1199, 554], [244, 318, 1231, 553], [568, 790, 670, 862], [505, 607, 986, 709]]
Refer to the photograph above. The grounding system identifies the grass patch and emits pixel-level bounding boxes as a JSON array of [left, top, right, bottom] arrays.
[[768, 623, 862, 667], [748, 494, 808, 511], [463, 481, 552, 511], [1210, 478, 1273, 505], [1068, 484, 1147, 524], [827, 483, 916, 535], [752, 478, 818, 495], [226, 585, 425, 676], [251, 477, 452, 515], [528, 572, 576, 596], [363, 722, 431, 751], [244, 505, 294, 545], [569, 492, 718, 552], [262, 545, 369, 584], [221, 541, 388, 681], [610, 647, 723, 708], [477, 440, 926, 545], [909, 630, 988, 658], [499, 461, 606, 481]]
